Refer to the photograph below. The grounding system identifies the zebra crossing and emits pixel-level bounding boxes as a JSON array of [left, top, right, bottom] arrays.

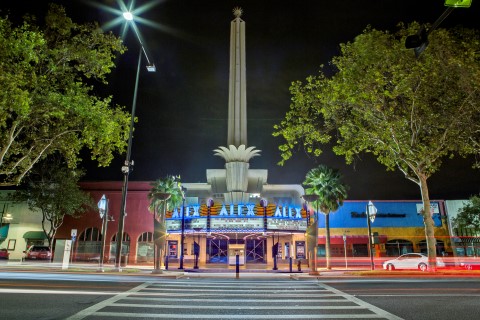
[[67, 278, 404, 320]]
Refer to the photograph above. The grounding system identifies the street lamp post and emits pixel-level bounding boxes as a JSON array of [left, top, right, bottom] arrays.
[[178, 187, 187, 270], [97, 195, 113, 272], [366, 201, 377, 271], [343, 231, 349, 270], [114, 12, 156, 272]]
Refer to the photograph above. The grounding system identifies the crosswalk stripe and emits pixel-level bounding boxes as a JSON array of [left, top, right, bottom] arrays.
[[112, 303, 365, 310], [123, 297, 348, 302], [140, 287, 323, 292], [92, 312, 386, 319], [129, 292, 340, 297]]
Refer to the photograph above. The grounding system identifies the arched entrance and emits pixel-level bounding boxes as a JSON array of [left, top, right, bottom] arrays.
[[137, 232, 154, 263], [110, 232, 130, 264], [76, 227, 102, 261]]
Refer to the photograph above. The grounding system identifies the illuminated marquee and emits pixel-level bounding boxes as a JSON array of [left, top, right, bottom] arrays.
[[166, 203, 307, 233]]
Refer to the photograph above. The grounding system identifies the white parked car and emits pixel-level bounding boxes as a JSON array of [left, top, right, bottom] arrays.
[[383, 253, 445, 271]]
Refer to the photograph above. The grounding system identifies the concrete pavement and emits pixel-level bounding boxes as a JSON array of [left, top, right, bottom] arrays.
[[0, 259, 370, 278]]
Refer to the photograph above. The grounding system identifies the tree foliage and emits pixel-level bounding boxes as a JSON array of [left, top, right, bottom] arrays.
[[0, 4, 131, 186], [453, 195, 480, 230], [304, 165, 348, 269], [148, 175, 183, 249], [11, 156, 94, 248], [148, 175, 184, 220], [274, 23, 480, 269]]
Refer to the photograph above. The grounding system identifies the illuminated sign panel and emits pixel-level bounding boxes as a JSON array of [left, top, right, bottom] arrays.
[[166, 218, 207, 231], [210, 217, 263, 231], [267, 218, 307, 231]]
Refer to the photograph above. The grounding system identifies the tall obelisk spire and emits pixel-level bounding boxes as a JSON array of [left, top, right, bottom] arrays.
[[212, 8, 262, 205], [227, 7, 247, 147]]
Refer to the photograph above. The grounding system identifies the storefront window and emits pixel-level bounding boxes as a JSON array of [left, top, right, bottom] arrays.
[[137, 232, 154, 263]]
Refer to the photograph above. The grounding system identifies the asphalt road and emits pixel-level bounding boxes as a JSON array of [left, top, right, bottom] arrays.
[[0, 272, 479, 320]]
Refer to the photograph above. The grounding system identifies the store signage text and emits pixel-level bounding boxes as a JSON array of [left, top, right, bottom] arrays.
[[351, 211, 406, 218]]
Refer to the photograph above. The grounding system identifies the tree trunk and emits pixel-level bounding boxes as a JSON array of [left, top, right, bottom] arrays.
[[325, 213, 331, 270], [418, 173, 437, 271]]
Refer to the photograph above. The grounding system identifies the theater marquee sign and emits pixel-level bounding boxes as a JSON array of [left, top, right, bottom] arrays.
[[166, 203, 307, 233]]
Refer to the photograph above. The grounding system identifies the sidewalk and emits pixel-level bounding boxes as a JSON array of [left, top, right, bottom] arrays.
[[0, 260, 369, 278]]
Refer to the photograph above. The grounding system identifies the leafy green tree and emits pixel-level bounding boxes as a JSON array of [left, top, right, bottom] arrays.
[[0, 4, 130, 186], [453, 195, 480, 231], [148, 175, 183, 268], [304, 165, 348, 269], [11, 156, 94, 249], [274, 23, 480, 270]]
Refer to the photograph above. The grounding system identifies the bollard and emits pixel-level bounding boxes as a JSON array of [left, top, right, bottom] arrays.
[[297, 259, 302, 272], [165, 255, 169, 270], [236, 254, 240, 279], [289, 257, 293, 273]]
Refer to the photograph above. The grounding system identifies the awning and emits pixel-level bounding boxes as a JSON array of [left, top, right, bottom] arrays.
[[452, 236, 480, 244], [23, 231, 47, 240], [0, 224, 9, 239], [318, 235, 388, 245]]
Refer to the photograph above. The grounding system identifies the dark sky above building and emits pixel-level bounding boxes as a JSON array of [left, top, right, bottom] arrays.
[[2, 0, 480, 200]]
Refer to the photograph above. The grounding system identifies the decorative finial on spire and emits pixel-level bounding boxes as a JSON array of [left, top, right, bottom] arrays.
[[233, 7, 243, 18]]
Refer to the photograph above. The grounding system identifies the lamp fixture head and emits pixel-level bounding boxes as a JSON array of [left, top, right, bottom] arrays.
[[146, 64, 156, 72], [123, 11, 134, 21]]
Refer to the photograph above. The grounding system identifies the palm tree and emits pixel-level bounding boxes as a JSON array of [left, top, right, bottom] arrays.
[[148, 175, 183, 271], [304, 165, 348, 270]]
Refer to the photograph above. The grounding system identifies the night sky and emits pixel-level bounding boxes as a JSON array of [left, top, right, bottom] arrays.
[[2, 0, 480, 200]]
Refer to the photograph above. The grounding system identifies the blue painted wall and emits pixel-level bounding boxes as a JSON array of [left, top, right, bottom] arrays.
[[315, 201, 442, 228]]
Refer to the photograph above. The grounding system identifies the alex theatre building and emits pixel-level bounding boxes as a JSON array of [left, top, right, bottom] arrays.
[[165, 200, 308, 266], [56, 180, 452, 268]]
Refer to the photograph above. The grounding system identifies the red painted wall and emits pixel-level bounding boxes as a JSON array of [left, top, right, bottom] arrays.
[[57, 181, 154, 264]]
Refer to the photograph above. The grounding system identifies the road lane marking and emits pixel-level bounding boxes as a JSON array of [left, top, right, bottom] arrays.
[[65, 282, 152, 320], [0, 288, 120, 295]]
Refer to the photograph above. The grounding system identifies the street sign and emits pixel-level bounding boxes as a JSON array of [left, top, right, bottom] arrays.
[[97, 194, 107, 219], [445, 0, 472, 8], [367, 201, 377, 223], [71, 229, 77, 237]]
